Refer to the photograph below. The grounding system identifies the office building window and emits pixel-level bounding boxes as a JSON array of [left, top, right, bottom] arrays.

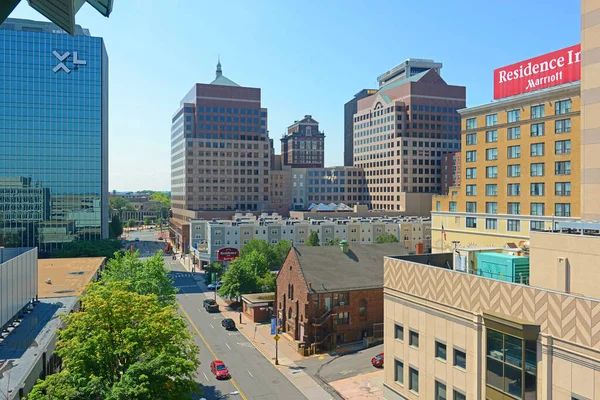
[[508, 109, 521, 123], [395, 359, 404, 385], [394, 324, 404, 341], [486, 166, 498, 178], [531, 183, 544, 196], [530, 143, 544, 157], [530, 123, 545, 137], [454, 349, 467, 369], [454, 391, 466, 400], [409, 368, 419, 393], [436, 201, 441, 211], [466, 185, 477, 196], [508, 145, 521, 159], [508, 202, 521, 215], [507, 219, 521, 232], [435, 341, 447, 360], [486, 114, 498, 127], [466, 118, 477, 130], [486, 130, 498, 143], [555, 161, 571, 175], [435, 381, 447, 400], [530, 163, 544, 177], [555, 140, 571, 154], [466, 150, 477, 162], [486, 184, 498, 196], [466, 168, 477, 179], [531, 203, 545, 216], [409, 331, 419, 348], [466, 217, 477, 228], [555, 182, 571, 196], [555, 119, 571, 133], [555, 99, 571, 115], [466, 133, 477, 145], [507, 126, 521, 140], [449, 201, 457, 212], [530, 221, 545, 231], [486, 218, 498, 230], [555, 203, 571, 217], [486, 148, 498, 161], [531, 104, 545, 119], [507, 183, 520, 196], [466, 202, 477, 213], [486, 202, 498, 214], [507, 164, 521, 177]]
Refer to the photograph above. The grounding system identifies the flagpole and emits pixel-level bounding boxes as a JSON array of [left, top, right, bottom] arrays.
[[442, 224, 444, 252]]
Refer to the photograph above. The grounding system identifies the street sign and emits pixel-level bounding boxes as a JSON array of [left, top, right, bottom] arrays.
[[274, 334, 280, 341], [193, 242, 198, 249], [270, 318, 277, 335]]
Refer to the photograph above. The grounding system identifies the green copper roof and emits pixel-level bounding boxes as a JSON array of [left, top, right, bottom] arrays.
[[210, 75, 240, 87], [376, 70, 429, 93]]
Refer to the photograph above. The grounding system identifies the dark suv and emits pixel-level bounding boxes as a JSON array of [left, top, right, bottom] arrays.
[[203, 299, 219, 313]]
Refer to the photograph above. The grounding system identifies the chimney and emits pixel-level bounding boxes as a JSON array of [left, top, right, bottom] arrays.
[[308, 282, 312, 290], [339, 240, 349, 253]]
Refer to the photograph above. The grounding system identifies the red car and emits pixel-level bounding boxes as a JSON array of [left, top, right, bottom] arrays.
[[371, 353, 384, 368], [210, 360, 230, 380]]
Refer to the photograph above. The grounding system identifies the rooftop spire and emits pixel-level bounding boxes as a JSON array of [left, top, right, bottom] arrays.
[[216, 55, 222, 78]]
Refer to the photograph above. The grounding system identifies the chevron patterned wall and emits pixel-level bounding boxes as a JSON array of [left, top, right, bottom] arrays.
[[384, 257, 600, 350]]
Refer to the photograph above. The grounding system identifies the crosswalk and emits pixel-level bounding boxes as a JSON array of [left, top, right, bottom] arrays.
[[169, 272, 191, 279]]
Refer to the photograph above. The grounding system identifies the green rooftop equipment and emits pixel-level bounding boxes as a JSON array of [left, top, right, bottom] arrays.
[[477, 252, 530, 284]]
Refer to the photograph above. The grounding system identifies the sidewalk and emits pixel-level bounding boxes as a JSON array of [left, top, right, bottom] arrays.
[[329, 370, 384, 399]]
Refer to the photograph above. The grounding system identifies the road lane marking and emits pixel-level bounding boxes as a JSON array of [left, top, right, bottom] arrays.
[[179, 305, 248, 400], [203, 372, 209, 382], [197, 308, 203, 313], [209, 323, 214, 329], [225, 343, 231, 350], [247, 370, 254, 378]]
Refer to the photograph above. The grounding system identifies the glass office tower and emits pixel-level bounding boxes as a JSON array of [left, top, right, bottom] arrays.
[[0, 18, 108, 253]]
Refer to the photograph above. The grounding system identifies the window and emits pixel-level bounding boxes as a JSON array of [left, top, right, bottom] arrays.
[[507, 219, 521, 232], [359, 299, 367, 317], [486, 184, 498, 196], [555, 118, 571, 133], [394, 359, 404, 384], [466, 168, 477, 179], [530, 221, 545, 231], [466, 217, 477, 228], [394, 324, 404, 340], [486, 130, 498, 143], [530, 143, 544, 157], [334, 311, 350, 325], [530, 163, 544, 177], [466, 150, 477, 162], [530, 123, 545, 137], [486, 114, 498, 127], [486, 148, 498, 160], [531, 183, 544, 196], [466, 133, 477, 145], [508, 109, 521, 123], [409, 331, 419, 348], [409, 368, 419, 393], [555, 99, 571, 115], [507, 126, 521, 140], [454, 391, 466, 400], [555, 182, 571, 196], [507, 183, 520, 196], [530, 203, 545, 216], [486, 202, 498, 214], [435, 341, 447, 360], [555, 161, 571, 175], [435, 381, 447, 400], [333, 292, 349, 306], [486, 218, 498, 229], [555, 203, 571, 217], [449, 202, 457, 212], [454, 349, 466, 369], [555, 140, 571, 154], [531, 104, 545, 119], [508, 145, 520, 159], [486, 166, 498, 178], [466, 118, 477, 130], [486, 329, 537, 399], [466, 202, 477, 213], [466, 185, 477, 196], [508, 202, 521, 215]]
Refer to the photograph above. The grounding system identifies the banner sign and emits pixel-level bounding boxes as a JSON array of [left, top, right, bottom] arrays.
[[217, 247, 240, 261], [271, 318, 277, 335]]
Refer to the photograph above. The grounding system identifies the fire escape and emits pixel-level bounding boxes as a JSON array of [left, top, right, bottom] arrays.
[[311, 309, 334, 352]]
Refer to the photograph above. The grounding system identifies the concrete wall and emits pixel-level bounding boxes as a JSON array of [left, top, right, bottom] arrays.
[[0, 248, 37, 329], [529, 231, 600, 298]]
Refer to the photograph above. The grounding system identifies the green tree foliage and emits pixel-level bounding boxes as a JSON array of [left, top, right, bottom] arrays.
[[0, 231, 21, 247], [143, 217, 152, 226], [52, 239, 122, 259], [323, 238, 341, 246], [218, 250, 273, 298], [206, 262, 224, 280], [240, 239, 277, 267], [27, 282, 200, 400], [272, 239, 292, 266], [108, 196, 135, 213], [126, 218, 137, 228], [375, 233, 400, 243], [307, 231, 320, 246], [150, 192, 171, 219], [101, 252, 177, 306], [109, 215, 124, 239]]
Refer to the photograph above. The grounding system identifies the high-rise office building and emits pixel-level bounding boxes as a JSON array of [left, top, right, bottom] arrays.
[[0, 18, 108, 252], [170, 60, 270, 249], [353, 59, 465, 211], [344, 89, 376, 166], [280, 115, 325, 168]]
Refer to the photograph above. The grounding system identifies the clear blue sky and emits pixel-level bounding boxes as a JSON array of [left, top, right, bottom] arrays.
[[10, 0, 581, 191]]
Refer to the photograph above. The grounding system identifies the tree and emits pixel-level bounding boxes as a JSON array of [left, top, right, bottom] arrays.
[[127, 218, 137, 228], [27, 282, 200, 400], [143, 216, 152, 226], [323, 238, 341, 246], [272, 240, 292, 266], [218, 250, 271, 298], [109, 196, 135, 214], [206, 262, 224, 280], [240, 239, 278, 268], [52, 239, 122, 259], [375, 233, 400, 243], [109, 215, 124, 239], [0, 231, 21, 247], [307, 231, 320, 246], [150, 192, 171, 220]]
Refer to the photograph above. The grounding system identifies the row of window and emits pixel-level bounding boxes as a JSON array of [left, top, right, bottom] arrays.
[[466, 100, 572, 129], [465, 141, 571, 163], [190, 106, 262, 115], [466, 118, 571, 145], [458, 200, 570, 216]]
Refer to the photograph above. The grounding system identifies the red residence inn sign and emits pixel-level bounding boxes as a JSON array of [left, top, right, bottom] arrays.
[[493, 44, 581, 100], [217, 247, 240, 262]]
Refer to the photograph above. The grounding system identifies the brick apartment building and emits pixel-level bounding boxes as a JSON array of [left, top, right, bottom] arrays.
[[280, 115, 325, 168], [275, 242, 407, 353], [441, 151, 460, 195]]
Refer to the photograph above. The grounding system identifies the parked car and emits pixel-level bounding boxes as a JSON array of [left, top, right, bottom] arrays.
[[221, 318, 236, 330], [157, 237, 163, 241], [207, 282, 222, 290], [371, 353, 384, 368], [134, 237, 140, 242], [203, 299, 219, 313], [210, 360, 230, 380]]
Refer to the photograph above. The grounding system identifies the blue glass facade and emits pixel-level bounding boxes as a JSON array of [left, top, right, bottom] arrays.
[[0, 20, 108, 253]]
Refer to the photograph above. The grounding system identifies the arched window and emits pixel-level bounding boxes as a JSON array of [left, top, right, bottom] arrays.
[[290, 285, 294, 300], [288, 307, 293, 319], [359, 299, 367, 317], [288, 284, 291, 299]]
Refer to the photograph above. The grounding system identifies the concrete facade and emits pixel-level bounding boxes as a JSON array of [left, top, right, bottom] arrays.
[[280, 115, 325, 168], [0, 248, 37, 331], [291, 166, 366, 210], [344, 89, 377, 166]]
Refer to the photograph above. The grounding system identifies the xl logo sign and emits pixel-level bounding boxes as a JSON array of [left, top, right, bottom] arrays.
[[52, 51, 87, 74]]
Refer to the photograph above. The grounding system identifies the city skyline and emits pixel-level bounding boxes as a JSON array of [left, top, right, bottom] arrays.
[[6, 1, 580, 191]]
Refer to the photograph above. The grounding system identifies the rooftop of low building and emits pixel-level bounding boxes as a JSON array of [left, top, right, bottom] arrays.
[[38, 257, 106, 298]]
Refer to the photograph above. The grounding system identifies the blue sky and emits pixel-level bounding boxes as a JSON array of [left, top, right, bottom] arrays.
[[10, 0, 581, 191]]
